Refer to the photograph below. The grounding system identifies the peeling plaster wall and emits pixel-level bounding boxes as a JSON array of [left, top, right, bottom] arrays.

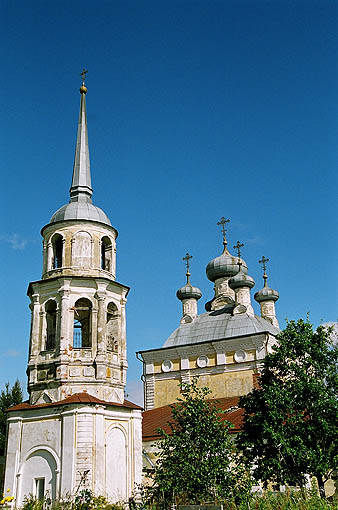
[[4, 405, 142, 507]]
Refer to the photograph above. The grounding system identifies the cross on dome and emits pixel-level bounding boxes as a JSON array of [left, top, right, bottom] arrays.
[[233, 241, 244, 258], [233, 240, 244, 270], [259, 255, 269, 286], [217, 217, 230, 252], [182, 252, 192, 283]]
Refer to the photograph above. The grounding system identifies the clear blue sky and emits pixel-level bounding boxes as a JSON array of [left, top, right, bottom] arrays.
[[1, 0, 337, 405]]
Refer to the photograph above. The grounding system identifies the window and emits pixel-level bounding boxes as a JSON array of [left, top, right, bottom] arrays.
[[73, 298, 92, 348], [35, 478, 45, 500], [106, 302, 119, 352], [45, 300, 57, 350], [52, 234, 63, 269], [101, 236, 112, 272]]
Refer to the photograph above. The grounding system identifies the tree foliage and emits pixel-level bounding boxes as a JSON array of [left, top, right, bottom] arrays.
[[144, 380, 251, 506], [0, 380, 23, 456], [237, 318, 338, 495]]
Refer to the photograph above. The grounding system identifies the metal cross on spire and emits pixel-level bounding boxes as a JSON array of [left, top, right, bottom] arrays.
[[80, 68, 88, 85], [259, 255, 269, 286], [182, 253, 192, 283], [217, 217, 230, 252]]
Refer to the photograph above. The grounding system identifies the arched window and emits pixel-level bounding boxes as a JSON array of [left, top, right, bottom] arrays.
[[51, 234, 63, 269], [73, 298, 92, 348], [101, 236, 112, 272], [106, 302, 119, 352], [45, 300, 57, 350]]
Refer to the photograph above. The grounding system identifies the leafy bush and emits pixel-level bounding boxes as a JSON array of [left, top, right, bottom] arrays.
[[20, 490, 125, 510]]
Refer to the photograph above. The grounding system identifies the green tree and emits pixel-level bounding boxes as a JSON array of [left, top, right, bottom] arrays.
[[144, 379, 251, 506], [237, 318, 338, 496], [0, 380, 23, 455]]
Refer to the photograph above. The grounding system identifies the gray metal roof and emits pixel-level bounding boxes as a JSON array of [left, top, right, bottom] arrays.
[[49, 88, 111, 227], [163, 306, 280, 348], [50, 201, 111, 225]]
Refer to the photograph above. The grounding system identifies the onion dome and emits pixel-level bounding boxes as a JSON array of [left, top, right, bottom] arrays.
[[254, 286, 279, 303], [177, 253, 202, 301], [177, 283, 202, 301], [254, 255, 279, 303], [229, 267, 255, 290], [206, 219, 248, 281], [206, 249, 248, 281], [228, 242, 254, 289]]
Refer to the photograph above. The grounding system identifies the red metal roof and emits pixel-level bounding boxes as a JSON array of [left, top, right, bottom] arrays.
[[8, 392, 142, 412], [142, 397, 243, 441]]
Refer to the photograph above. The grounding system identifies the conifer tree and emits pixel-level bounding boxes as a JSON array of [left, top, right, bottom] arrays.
[[0, 380, 23, 456]]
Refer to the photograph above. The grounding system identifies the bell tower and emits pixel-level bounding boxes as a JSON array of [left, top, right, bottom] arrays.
[[27, 76, 128, 404]]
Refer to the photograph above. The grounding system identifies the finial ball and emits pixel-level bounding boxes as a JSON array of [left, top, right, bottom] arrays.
[[80, 85, 87, 94]]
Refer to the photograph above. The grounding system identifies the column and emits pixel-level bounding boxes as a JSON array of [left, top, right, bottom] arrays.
[[95, 292, 106, 379], [29, 294, 40, 358], [96, 293, 106, 354], [58, 288, 71, 353]]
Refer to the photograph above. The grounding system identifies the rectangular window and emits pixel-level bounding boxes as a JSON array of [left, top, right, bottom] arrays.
[[35, 478, 45, 500]]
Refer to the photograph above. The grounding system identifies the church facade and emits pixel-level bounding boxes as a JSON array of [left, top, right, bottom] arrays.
[[4, 79, 142, 505]]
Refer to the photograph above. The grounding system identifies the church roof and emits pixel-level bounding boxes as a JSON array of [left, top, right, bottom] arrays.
[[163, 306, 279, 348], [7, 392, 142, 412], [142, 397, 243, 441], [48, 83, 112, 227], [50, 201, 111, 225]]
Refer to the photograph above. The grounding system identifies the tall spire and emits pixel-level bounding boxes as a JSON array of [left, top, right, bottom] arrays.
[[69, 69, 93, 203]]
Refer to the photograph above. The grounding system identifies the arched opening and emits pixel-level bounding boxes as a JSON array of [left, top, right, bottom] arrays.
[[73, 298, 92, 348], [19, 449, 58, 505], [101, 236, 112, 272], [45, 300, 57, 350], [51, 234, 63, 269], [107, 302, 119, 352]]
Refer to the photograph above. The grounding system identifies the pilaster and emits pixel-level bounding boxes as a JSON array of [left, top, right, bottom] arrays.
[[30, 294, 41, 358]]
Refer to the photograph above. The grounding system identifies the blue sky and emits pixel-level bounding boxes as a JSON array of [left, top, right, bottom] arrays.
[[1, 0, 337, 405]]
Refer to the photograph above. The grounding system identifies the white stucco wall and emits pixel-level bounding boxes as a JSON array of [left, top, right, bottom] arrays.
[[4, 403, 142, 507]]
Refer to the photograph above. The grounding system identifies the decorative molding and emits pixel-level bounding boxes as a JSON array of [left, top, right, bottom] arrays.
[[196, 355, 209, 368], [234, 350, 247, 363], [161, 360, 173, 373]]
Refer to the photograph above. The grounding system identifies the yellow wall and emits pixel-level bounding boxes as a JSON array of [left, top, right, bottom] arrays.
[[195, 370, 253, 399], [154, 377, 181, 408], [153, 369, 254, 407]]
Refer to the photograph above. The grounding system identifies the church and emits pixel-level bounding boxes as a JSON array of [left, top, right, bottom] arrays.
[[3, 77, 281, 505], [3, 78, 142, 505], [139, 219, 280, 464]]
